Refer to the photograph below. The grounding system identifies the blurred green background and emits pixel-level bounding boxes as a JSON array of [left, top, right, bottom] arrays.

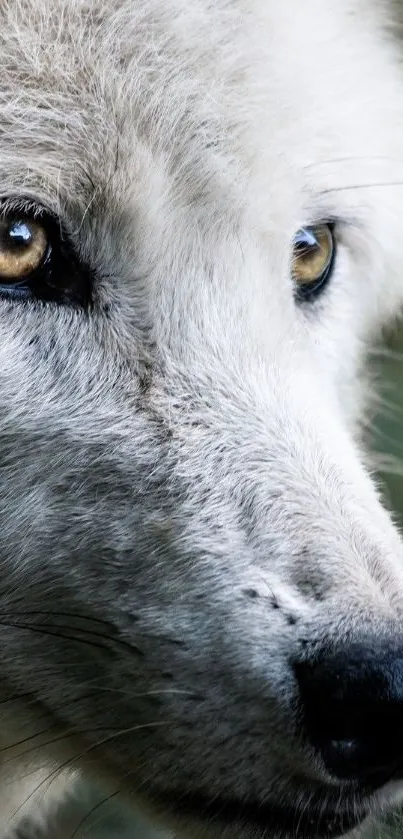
[[50, 326, 403, 838], [371, 327, 403, 522], [359, 326, 403, 838]]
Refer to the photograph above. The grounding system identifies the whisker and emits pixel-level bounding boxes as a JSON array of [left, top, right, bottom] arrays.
[[69, 790, 120, 839], [8, 757, 73, 827], [0, 726, 61, 756], [8, 721, 167, 825], [0, 617, 144, 657], [0, 610, 121, 630], [2, 720, 167, 767], [303, 155, 403, 171], [73, 185, 102, 236], [321, 180, 403, 195], [0, 610, 187, 653]]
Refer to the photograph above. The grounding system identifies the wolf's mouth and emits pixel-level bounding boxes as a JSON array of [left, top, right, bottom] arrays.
[[152, 789, 369, 838]]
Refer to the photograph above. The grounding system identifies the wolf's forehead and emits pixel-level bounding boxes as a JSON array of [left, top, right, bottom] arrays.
[[0, 3, 143, 206], [0, 0, 401, 224], [0, 0, 246, 213]]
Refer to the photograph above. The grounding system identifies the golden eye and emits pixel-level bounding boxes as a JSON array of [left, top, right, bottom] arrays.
[[0, 218, 48, 281], [292, 224, 335, 297]]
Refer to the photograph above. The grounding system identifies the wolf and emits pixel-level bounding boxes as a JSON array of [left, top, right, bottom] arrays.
[[3, 0, 403, 837]]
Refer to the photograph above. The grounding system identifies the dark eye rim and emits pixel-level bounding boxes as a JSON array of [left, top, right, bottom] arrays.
[[0, 197, 92, 308], [293, 222, 336, 302]]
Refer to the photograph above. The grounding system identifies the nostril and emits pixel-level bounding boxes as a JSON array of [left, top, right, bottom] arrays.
[[322, 738, 390, 783], [294, 642, 403, 787], [329, 740, 358, 762]]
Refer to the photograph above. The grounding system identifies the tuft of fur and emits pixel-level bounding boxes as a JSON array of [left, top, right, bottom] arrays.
[[2, 1, 403, 837]]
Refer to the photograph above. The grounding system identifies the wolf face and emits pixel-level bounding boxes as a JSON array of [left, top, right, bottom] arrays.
[[3, 2, 403, 837]]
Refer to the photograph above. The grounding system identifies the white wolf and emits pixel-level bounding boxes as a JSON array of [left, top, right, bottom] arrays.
[[3, 0, 403, 837]]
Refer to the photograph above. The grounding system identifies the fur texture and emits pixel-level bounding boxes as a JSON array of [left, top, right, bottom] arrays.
[[2, 0, 403, 836]]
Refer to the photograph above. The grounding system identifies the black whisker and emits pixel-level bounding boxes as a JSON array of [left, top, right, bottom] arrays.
[[321, 180, 403, 195], [8, 720, 167, 825], [0, 616, 144, 657], [69, 790, 120, 839]]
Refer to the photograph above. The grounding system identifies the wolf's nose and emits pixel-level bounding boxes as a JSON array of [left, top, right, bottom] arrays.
[[294, 642, 403, 788]]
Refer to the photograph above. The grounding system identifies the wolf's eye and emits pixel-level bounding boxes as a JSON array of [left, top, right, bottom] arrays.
[[292, 224, 335, 299], [0, 219, 48, 281], [0, 205, 91, 306]]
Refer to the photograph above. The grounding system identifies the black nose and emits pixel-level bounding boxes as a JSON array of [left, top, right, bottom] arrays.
[[295, 641, 403, 788]]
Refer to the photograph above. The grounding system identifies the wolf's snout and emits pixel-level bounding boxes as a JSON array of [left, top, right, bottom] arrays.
[[295, 641, 403, 788]]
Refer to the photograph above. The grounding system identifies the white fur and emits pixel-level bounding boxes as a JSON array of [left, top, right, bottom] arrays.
[[1, 1, 403, 837]]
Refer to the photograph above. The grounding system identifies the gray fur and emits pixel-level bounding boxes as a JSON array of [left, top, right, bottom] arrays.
[[1, 0, 403, 837]]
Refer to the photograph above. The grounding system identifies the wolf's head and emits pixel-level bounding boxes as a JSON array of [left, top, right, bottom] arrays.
[[3, 1, 403, 837]]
